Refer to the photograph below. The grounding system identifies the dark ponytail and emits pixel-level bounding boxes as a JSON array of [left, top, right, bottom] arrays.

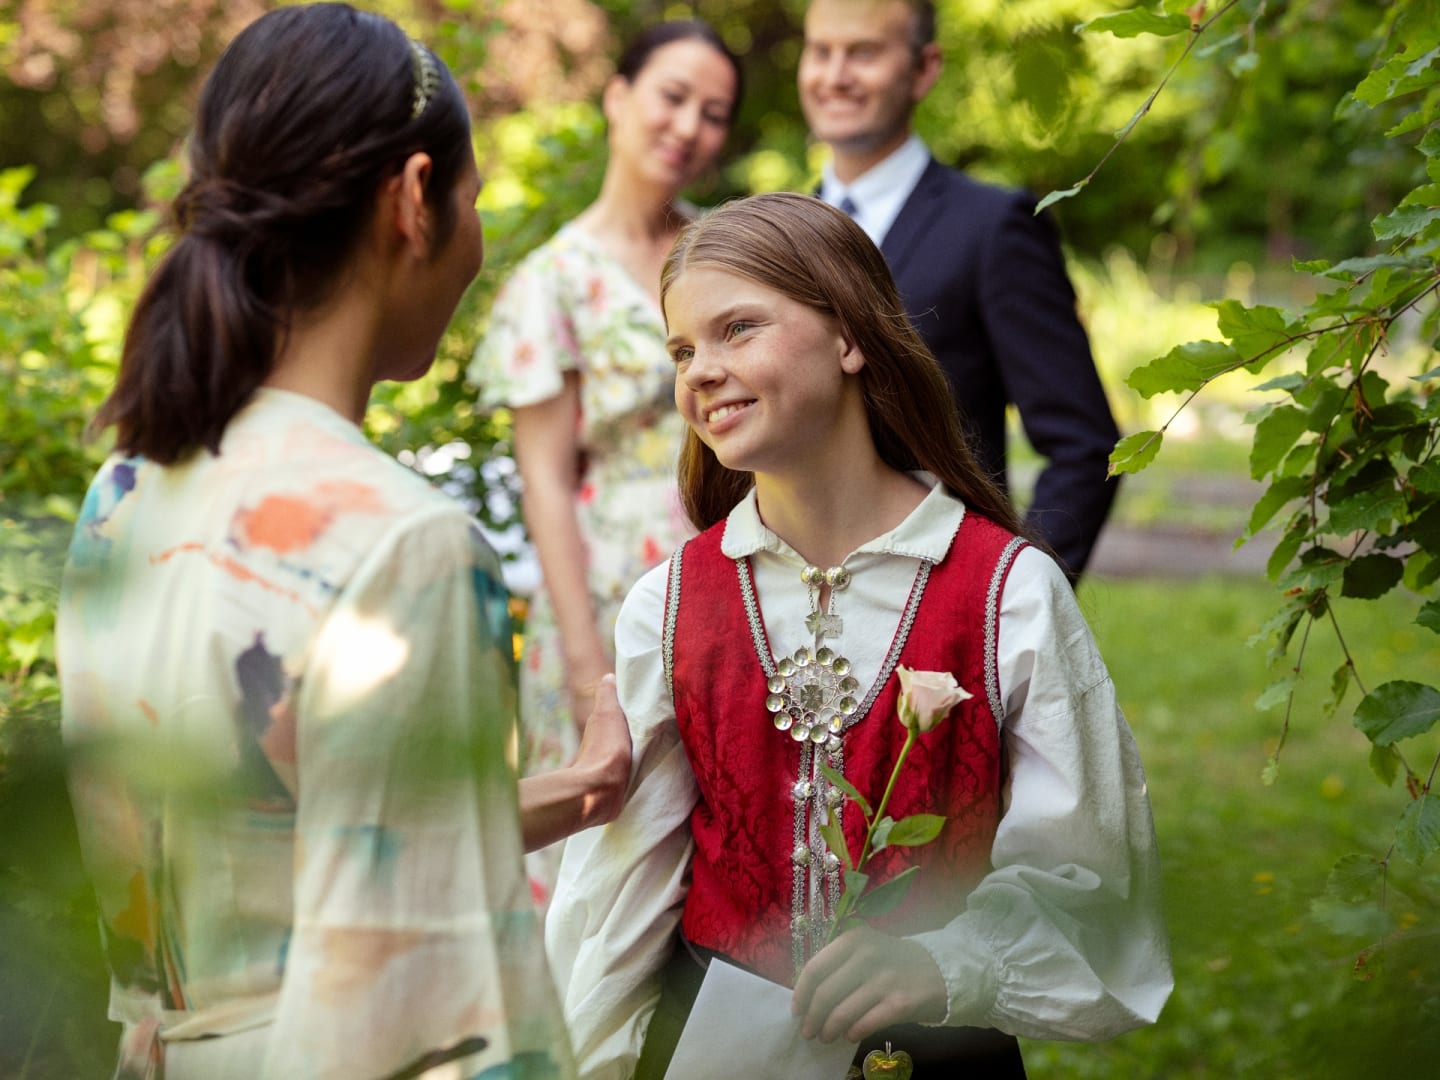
[[96, 2, 470, 464]]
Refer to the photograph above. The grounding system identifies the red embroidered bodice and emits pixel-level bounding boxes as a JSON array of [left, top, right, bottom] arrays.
[[664, 510, 1025, 986]]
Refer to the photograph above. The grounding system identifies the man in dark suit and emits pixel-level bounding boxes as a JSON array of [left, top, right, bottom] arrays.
[[799, 0, 1120, 580]]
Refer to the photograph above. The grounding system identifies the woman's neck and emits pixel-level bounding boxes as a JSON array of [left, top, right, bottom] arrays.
[[264, 288, 380, 425], [754, 458, 928, 569]]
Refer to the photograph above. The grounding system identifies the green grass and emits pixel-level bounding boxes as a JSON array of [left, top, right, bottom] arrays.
[[1020, 576, 1440, 1078]]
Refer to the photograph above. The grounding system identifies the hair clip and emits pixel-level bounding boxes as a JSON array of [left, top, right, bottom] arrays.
[[409, 38, 439, 119]]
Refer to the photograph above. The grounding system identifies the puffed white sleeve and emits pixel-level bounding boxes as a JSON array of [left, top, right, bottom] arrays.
[[910, 546, 1173, 1040], [545, 559, 699, 1080]]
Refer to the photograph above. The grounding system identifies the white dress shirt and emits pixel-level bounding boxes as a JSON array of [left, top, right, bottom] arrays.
[[546, 481, 1172, 1080], [819, 134, 933, 246]]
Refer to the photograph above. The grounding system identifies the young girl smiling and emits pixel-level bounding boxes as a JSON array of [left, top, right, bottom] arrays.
[[547, 193, 1171, 1079]]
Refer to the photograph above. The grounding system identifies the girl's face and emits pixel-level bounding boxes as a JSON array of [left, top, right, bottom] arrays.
[[604, 38, 736, 192], [664, 265, 866, 479]]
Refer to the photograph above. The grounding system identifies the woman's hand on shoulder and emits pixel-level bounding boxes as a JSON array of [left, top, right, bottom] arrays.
[[791, 925, 948, 1044]]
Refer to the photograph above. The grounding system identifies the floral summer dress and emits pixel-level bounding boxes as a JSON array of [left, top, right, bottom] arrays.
[[57, 388, 573, 1080], [470, 223, 693, 779]]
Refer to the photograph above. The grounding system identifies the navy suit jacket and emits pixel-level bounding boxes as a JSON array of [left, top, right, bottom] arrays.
[[880, 158, 1120, 579]]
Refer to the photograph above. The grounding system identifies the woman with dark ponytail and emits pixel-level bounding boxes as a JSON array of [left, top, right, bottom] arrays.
[[58, 5, 625, 1077]]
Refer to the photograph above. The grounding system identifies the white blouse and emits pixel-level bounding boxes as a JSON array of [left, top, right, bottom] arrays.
[[546, 482, 1172, 1079]]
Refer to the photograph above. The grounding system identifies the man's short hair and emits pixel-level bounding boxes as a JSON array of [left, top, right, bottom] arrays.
[[906, 1, 937, 50]]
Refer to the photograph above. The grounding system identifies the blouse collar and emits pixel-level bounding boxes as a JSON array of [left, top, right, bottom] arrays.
[[719, 474, 964, 566]]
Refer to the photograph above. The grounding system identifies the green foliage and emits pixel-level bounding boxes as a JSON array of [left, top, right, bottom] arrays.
[[1070, 0, 1440, 1002]]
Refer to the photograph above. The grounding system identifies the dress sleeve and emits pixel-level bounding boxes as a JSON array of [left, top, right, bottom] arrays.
[[545, 560, 698, 1080], [469, 238, 585, 411], [910, 546, 1173, 1040], [261, 507, 575, 1080]]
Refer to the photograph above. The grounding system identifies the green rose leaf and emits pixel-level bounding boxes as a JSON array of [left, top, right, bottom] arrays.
[[1396, 793, 1440, 865], [818, 758, 872, 819], [853, 866, 920, 920], [883, 813, 946, 847], [870, 815, 896, 853], [819, 816, 852, 872], [1353, 681, 1440, 746]]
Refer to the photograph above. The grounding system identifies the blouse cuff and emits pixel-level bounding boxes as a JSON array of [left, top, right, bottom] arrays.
[[909, 923, 1000, 1029]]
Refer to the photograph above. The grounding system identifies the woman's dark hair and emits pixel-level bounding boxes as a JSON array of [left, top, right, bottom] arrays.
[[661, 193, 1032, 541], [97, 2, 471, 464], [615, 19, 744, 123]]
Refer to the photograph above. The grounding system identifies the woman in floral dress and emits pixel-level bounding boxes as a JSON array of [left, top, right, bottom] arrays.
[[471, 20, 742, 908], [57, 7, 628, 1076]]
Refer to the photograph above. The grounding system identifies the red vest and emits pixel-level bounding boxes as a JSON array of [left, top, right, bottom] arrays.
[[664, 510, 1026, 985]]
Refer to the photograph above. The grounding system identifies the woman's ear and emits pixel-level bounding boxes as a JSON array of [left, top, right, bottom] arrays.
[[601, 74, 629, 127], [391, 151, 435, 258]]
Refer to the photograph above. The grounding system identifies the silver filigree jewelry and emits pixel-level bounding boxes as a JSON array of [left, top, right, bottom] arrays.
[[409, 38, 440, 119], [765, 565, 859, 744]]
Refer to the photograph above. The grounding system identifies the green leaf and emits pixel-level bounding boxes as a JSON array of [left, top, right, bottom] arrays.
[[870, 816, 895, 853], [883, 813, 946, 847], [1214, 300, 1295, 368], [1411, 461, 1440, 495], [1127, 340, 1242, 397], [842, 868, 869, 899], [1292, 257, 1331, 274], [1109, 430, 1163, 477], [1250, 406, 1310, 480], [1035, 185, 1085, 214], [1373, 204, 1440, 242], [1321, 662, 1352, 723], [1279, 546, 1346, 591], [1078, 9, 1191, 38], [1266, 518, 1307, 582], [1255, 672, 1298, 712], [1244, 476, 1310, 538], [1418, 599, 1440, 635], [853, 866, 920, 920], [1341, 553, 1405, 599], [1324, 853, 1386, 902], [1354, 681, 1440, 746], [1320, 253, 1432, 279], [819, 816, 852, 872], [1406, 502, 1440, 556], [1354, 43, 1440, 106], [1261, 754, 1280, 786], [1395, 793, 1440, 865], [1369, 743, 1403, 786], [817, 759, 872, 819]]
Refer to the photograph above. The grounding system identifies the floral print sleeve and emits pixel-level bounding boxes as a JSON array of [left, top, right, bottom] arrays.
[[470, 235, 587, 410]]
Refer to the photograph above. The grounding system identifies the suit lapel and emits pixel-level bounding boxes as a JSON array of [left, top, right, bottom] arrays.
[[880, 157, 947, 280]]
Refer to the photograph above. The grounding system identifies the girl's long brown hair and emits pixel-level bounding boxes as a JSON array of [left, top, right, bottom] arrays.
[[660, 192, 1032, 541]]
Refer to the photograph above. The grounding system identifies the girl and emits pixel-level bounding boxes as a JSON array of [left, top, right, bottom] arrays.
[[546, 193, 1172, 1078], [470, 20, 742, 912], [58, 5, 627, 1077]]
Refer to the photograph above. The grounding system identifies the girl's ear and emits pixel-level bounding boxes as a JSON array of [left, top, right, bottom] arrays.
[[391, 151, 435, 258], [839, 328, 866, 375]]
